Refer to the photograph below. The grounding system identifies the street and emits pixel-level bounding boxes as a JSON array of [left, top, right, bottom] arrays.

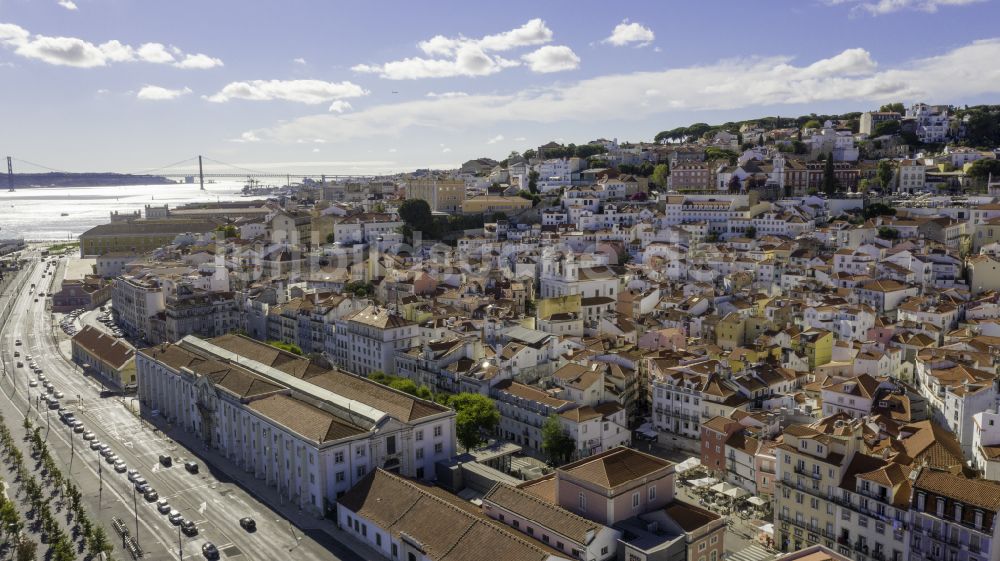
[[0, 249, 355, 561]]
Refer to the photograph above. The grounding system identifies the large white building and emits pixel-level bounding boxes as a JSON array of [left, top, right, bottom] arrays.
[[137, 334, 456, 516], [331, 305, 418, 376]]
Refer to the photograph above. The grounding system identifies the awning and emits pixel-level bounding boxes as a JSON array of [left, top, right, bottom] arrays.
[[747, 496, 767, 507], [689, 477, 719, 488], [725, 486, 749, 499], [675, 457, 702, 473]]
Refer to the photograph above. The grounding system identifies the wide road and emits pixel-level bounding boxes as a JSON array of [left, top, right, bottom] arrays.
[[0, 250, 349, 561]]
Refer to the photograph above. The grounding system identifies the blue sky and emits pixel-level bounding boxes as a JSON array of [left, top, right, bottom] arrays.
[[2, 0, 1000, 175]]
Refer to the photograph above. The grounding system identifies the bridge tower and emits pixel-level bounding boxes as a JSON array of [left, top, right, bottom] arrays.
[[198, 155, 205, 191], [6, 156, 13, 192]]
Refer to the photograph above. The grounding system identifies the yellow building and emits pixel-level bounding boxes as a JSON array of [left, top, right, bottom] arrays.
[[460, 196, 532, 215], [715, 313, 746, 350], [536, 294, 582, 320], [79, 220, 218, 257], [795, 329, 833, 369], [405, 178, 466, 212], [775, 421, 862, 553]]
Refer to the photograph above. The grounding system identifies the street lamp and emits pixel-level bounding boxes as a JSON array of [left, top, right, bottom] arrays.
[[132, 484, 140, 547]]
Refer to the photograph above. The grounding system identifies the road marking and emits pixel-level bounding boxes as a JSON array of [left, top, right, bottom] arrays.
[[198, 501, 207, 514]]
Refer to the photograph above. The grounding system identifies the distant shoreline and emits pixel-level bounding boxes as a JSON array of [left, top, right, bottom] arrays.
[[6, 172, 173, 188]]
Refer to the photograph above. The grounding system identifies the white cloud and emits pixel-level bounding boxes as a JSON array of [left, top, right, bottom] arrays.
[[0, 22, 223, 69], [353, 19, 554, 79], [514, 136, 527, 141], [96, 88, 109, 94], [174, 53, 223, 69], [442, 147, 452, 153], [293, 57, 306, 65], [136, 85, 191, 101], [230, 131, 261, 143], [521, 45, 579, 73], [426, 91, 468, 98], [205, 79, 368, 104], [487, 134, 504, 144], [328, 100, 353, 113], [388, 148, 398, 153], [136, 43, 175, 64], [827, 0, 984, 14], [57, 0, 78, 11], [312, 148, 320, 153], [260, 40, 1000, 146], [603, 19, 655, 47]]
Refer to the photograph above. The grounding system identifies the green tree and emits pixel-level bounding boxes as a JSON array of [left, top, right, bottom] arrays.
[[398, 198, 434, 233], [50, 536, 74, 561], [967, 158, 1000, 182], [863, 203, 897, 219], [745, 226, 757, 239], [803, 119, 822, 130], [344, 281, 374, 298], [541, 414, 575, 465], [16, 539, 36, 561], [873, 120, 901, 137], [88, 526, 112, 559], [878, 226, 900, 240], [449, 393, 500, 452], [822, 155, 839, 197], [325, 232, 335, 244], [878, 102, 905, 114], [266, 341, 302, 355], [877, 160, 896, 191], [650, 163, 670, 189], [215, 224, 239, 239], [527, 170, 540, 194]]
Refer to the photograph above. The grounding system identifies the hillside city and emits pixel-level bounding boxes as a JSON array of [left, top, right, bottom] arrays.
[[7, 100, 1000, 561]]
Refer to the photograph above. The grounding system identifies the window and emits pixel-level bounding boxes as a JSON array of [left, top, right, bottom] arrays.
[[578, 493, 587, 510], [434, 443, 443, 454], [415, 430, 424, 441], [633, 492, 640, 508], [357, 466, 366, 477], [336, 471, 345, 483], [649, 486, 656, 501], [699, 542, 706, 551], [334, 451, 345, 463], [601, 546, 609, 555], [433, 426, 442, 437], [392, 544, 398, 558], [376, 534, 382, 547]]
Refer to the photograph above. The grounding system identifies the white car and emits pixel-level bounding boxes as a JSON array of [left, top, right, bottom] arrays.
[[28, 380, 38, 387]]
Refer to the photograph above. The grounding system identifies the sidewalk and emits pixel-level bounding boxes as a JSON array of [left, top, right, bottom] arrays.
[[145, 414, 382, 561]]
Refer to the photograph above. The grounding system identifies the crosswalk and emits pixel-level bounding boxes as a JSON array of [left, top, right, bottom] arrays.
[[727, 544, 776, 561]]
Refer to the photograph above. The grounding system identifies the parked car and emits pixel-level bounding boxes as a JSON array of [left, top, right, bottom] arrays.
[[82, 431, 95, 441], [201, 542, 218, 559], [132, 477, 147, 490], [181, 520, 198, 536], [144, 489, 159, 502], [168, 510, 183, 525], [156, 498, 171, 514], [113, 461, 127, 473], [136, 483, 151, 495], [127, 470, 141, 482], [89, 440, 102, 450], [239, 517, 256, 532]]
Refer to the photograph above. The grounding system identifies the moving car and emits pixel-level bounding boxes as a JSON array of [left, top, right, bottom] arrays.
[[184, 460, 199, 474], [159, 454, 172, 467], [239, 517, 256, 532]]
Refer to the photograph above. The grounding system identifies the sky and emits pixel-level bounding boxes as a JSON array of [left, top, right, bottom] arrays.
[[2, 0, 1000, 176]]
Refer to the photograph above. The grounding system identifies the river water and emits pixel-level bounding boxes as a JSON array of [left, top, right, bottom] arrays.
[[0, 181, 248, 241]]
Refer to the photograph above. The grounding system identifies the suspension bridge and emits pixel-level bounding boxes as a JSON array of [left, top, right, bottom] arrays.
[[4, 154, 386, 192]]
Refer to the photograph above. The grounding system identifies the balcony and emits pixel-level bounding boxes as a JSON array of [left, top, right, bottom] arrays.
[[793, 464, 821, 480]]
